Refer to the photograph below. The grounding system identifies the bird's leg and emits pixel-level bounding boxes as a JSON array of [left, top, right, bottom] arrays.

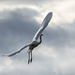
[[28, 51, 30, 64], [31, 51, 32, 62]]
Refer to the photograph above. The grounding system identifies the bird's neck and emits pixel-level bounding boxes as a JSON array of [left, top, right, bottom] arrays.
[[38, 35, 42, 44]]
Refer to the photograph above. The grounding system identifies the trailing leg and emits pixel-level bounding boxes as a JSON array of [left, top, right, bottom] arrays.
[[31, 51, 32, 62], [28, 51, 30, 64]]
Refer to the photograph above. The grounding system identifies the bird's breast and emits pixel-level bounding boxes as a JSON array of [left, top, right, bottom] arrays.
[[29, 43, 38, 50]]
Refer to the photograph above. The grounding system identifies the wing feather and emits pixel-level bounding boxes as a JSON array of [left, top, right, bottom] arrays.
[[32, 12, 53, 41], [3, 43, 32, 57]]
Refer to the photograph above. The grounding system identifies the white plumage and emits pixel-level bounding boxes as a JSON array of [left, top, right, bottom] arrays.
[[32, 12, 52, 41]]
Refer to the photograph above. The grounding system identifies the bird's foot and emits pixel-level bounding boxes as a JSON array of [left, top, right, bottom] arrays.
[[28, 60, 30, 64], [31, 59, 32, 62], [28, 59, 32, 64]]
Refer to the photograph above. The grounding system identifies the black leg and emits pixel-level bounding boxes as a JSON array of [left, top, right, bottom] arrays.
[[31, 51, 32, 62], [28, 51, 33, 64], [28, 51, 30, 64]]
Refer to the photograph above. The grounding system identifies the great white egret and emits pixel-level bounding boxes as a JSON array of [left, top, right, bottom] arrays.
[[3, 12, 53, 64]]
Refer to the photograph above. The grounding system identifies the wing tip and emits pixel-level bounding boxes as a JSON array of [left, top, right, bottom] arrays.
[[49, 12, 53, 14], [2, 54, 9, 57]]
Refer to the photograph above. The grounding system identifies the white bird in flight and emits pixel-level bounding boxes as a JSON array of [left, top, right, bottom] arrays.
[[3, 12, 53, 64]]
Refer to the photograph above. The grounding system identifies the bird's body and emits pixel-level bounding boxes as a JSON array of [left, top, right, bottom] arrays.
[[29, 34, 43, 51], [3, 12, 53, 64], [29, 42, 38, 50], [28, 34, 43, 64]]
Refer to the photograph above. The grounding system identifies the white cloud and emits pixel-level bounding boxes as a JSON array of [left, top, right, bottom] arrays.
[[41, 0, 75, 25]]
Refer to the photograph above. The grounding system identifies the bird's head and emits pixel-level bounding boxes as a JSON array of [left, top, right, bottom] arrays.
[[40, 34, 43, 36]]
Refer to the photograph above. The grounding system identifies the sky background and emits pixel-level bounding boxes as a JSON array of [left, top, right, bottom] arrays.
[[0, 0, 75, 75]]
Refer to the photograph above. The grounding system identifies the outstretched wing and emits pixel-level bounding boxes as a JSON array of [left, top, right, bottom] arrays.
[[3, 43, 32, 57], [32, 12, 53, 41]]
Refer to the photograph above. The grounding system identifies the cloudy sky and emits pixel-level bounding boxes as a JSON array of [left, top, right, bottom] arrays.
[[0, 0, 75, 75]]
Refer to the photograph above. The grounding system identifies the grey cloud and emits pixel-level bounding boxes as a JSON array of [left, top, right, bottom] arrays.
[[0, 7, 75, 75], [43, 23, 75, 50], [0, 8, 40, 55], [0, 7, 75, 59]]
